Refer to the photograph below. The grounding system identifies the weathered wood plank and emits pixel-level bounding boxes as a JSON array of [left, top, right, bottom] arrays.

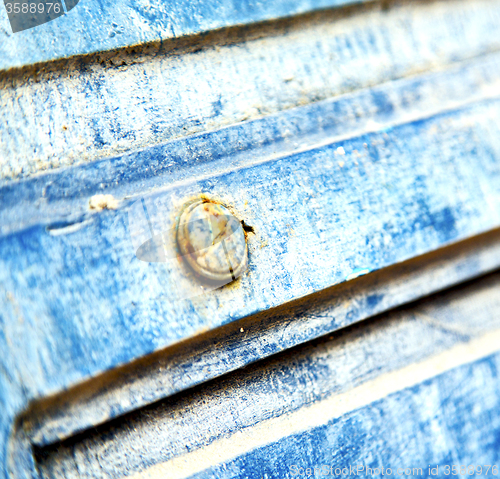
[[24, 229, 500, 448], [2, 0, 500, 181], [0, 0, 368, 71], [3, 49, 500, 236], [186, 355, 500, 478], [2, 0, 500, 476], [1, 78, 500, 476], [2, 50, 500, 237], [34, 272, 500, 478]]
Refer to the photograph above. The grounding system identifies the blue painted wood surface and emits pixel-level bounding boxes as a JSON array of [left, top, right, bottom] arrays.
[[2, 56, 500, 479], [23, 230, 500, 451], [2, 81, 500, 415], [2, 0, 500, 476], [2, 0, 500, 181], [0, 0, 367, 71], [196, 355, 500, 478], [34, 272, 500, 478], [3, 50, 500, 235]]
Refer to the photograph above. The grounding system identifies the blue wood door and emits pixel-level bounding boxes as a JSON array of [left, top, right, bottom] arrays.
[[1, 0, 500, 476]]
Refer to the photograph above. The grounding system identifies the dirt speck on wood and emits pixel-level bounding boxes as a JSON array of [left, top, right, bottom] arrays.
[[89, 194, 119, 211]]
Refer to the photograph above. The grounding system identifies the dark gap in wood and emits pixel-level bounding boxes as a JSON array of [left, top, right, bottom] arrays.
[[0, 0, 442, 84]]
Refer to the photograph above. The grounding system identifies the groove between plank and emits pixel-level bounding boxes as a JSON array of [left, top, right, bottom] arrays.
[[129, 329, 500, 479]]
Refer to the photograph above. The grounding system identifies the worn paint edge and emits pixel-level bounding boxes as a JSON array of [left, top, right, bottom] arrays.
[[0, 0, 370, 72], [129, 328, 500, 479]]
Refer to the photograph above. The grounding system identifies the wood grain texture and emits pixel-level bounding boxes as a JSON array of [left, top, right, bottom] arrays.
[[0, 0, 369, 71], [34, 272, 500, 478], [2, 0, 500, 181], [3, 50, 500, 236], [2, 58, 500, 479], [3, 90, 500, 404], [2, 0, 500, 476], [1, 96, 498, 399], [23, 229, 500, 448], [187, 354, 500, 478]]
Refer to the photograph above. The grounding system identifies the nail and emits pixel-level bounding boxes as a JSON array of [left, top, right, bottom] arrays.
[[177, 199, 248, 282]]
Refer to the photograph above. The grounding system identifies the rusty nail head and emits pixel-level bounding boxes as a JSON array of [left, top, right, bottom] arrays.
[[177, 199, 248, 282]]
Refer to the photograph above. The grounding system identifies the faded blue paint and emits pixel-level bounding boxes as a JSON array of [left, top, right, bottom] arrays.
[[3, 0, 500, 181], [34, 275, 500, 477], [0, 0, 368, 71], [195, 355, 500, 479], [1, 63, 500, 477], [1, 0, 500, 475], [2, 52, 500, 235], [23, 230, 500, 451], [1, 98, 499, 409]]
